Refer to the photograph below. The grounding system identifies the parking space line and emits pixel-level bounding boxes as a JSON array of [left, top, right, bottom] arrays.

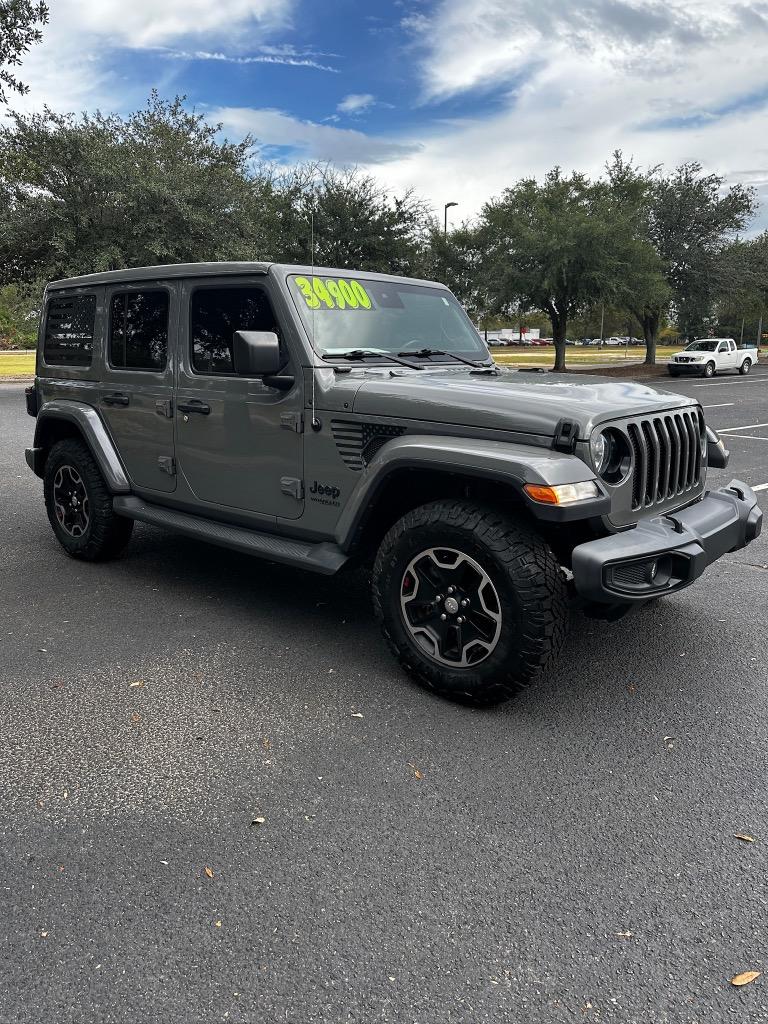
[[718, 422, 768, 433], [753, 483, 768, 492], [703, 403, 735, 408], [693, 376, 768, 387]]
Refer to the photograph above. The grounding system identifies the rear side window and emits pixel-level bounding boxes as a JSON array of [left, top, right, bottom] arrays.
[[44, 294, 96, 366], [191, 286, 278, 374], [110, 290, 169, 370]]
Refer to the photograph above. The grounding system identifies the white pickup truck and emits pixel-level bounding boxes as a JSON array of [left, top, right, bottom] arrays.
[[668, 338, 757, 378]]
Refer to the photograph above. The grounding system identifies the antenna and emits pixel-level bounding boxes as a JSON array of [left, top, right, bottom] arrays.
[[310, 206, 320, 431]]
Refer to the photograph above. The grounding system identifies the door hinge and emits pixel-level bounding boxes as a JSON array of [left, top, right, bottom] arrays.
[[158, 455, 176, 476], [155, 398, 173, 418], [281, 476, 304, 500], [280, 411, 304, 433]]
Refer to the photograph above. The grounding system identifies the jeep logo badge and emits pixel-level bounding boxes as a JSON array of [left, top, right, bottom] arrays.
[[309, 480, 341, 506]]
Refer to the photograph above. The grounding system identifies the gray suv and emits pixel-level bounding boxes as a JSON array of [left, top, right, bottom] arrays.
[[25, 263, 762, 705]]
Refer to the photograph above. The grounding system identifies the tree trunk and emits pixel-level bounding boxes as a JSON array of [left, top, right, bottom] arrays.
[[642, 310, 660, 365], [550, 313, 568, 372]]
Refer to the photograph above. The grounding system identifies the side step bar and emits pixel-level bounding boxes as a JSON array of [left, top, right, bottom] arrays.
[[113, 496, 349, 576]]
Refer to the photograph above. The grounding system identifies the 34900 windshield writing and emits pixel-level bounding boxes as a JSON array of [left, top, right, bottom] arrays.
[[292, 276, 373, 310]]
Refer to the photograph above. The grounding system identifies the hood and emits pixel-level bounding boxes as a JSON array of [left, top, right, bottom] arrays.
[[351, 368, 697, 438]]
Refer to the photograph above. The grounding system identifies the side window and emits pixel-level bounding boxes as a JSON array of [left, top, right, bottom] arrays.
[[717, 342, 727, 353], [110, 290, 169, 370], [43, 293, 96, 366], [191, 286, 279, 375]]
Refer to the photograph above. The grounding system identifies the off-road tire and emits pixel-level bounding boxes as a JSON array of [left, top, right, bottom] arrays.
[[703, 361, 716, 378], [372, 500, 569, 706], [44, 438, 133, 561], [740, 358, 752, 375]]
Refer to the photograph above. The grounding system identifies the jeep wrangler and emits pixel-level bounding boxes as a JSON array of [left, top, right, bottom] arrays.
[[25, 263, 763, 706]]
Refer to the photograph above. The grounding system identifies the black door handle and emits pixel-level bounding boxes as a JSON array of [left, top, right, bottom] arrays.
[[177, 399, 211, 415], [102, 392, 129, 407]]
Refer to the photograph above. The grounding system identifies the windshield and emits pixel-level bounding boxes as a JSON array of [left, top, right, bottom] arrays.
[[685, 340, 719, 352], [287, 274, 489, 361]]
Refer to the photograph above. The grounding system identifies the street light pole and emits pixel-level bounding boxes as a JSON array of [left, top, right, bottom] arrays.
[[444, 201, 458, 236]]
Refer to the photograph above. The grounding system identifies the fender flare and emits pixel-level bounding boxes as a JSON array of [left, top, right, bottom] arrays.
[[30, 400, 131, 493], [334, 434, 609, 551]]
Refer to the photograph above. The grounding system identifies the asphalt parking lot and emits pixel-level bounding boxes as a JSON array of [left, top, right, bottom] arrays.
[[1, 368, 767, 1024]]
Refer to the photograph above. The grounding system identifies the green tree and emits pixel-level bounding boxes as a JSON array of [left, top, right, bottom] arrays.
[[607, 155, 755, 361], [275, 164, 430, 275], [0, 280, 39, 348], [423, 222, 493, 325], [0, 0, 47, 103], [0, 92, 272, 283], [479, 168, 647, 371]]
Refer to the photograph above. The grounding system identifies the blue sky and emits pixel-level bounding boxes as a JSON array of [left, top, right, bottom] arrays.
[[12, 0, 768, 228]]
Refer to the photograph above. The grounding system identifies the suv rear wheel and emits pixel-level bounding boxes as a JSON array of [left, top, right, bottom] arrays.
[[44, 438, 133, 561], [372, 500, 568, 706]]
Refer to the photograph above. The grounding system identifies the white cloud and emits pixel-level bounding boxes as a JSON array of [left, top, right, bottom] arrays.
[[211, 106, 420, 164], [369, 0, 768, 231], [7, 0, 302, 117], [159, 49, 338, 72], [408, 0, 767, 102], [337, 93, 375, 115], [60, 0, 295, 49]]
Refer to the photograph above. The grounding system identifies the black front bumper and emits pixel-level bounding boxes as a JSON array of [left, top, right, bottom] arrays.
[[668, 362, 706, 376], [571, 480, 762, 603]]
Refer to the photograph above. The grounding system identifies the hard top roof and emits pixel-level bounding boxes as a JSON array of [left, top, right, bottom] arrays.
[[47, 262, 448, 292]]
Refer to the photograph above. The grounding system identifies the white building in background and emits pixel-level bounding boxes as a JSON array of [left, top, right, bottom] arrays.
[[483, 328, 541, 343]]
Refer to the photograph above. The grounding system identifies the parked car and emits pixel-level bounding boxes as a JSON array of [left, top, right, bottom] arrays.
[[24, 262, 762, 707], [669, 338, 756, 378]]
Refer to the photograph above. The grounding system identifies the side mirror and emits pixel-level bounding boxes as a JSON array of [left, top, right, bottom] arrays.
[[706, 425, 729, 469], [233, 330, 281, 377]]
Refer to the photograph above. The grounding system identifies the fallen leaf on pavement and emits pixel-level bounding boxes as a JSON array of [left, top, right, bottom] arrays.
[[252, 816, 266, 825], [40, 931, 48, 938], [731, 971, 760, 986], [204, 866, 214, 879], [351, 712, 363, 718], [130, 712, 141, 724], [129, 681, 144, 688], [734, 834, 755, 843], [214, 920, 222, 928]]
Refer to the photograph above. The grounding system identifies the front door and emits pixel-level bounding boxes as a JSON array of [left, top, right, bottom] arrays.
[[99, 281, 177, 494], [174, 278, 304, 520]]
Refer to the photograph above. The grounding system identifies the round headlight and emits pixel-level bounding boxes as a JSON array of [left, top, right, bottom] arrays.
[[590, 431, 607, 471], [591, 428, 631, 484]]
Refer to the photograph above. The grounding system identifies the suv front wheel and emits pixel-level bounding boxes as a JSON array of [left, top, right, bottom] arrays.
[[44, 438, 133, 561], [372, 500, 568, 706]]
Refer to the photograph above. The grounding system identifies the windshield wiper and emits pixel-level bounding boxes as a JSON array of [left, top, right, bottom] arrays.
[[327, 349, 423, 370], [396, 347, 488, 369]]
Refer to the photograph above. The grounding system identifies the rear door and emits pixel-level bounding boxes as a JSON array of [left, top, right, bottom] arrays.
[[99, 280, 177, 493]]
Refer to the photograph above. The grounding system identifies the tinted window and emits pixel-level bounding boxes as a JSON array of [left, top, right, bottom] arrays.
[[110, 291, 169, 370], [44, 294, 96, 366], [191, 287, 278, 374]]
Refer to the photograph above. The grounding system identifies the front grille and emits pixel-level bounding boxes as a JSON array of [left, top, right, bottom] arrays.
[[626, 408, 704, 510]]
